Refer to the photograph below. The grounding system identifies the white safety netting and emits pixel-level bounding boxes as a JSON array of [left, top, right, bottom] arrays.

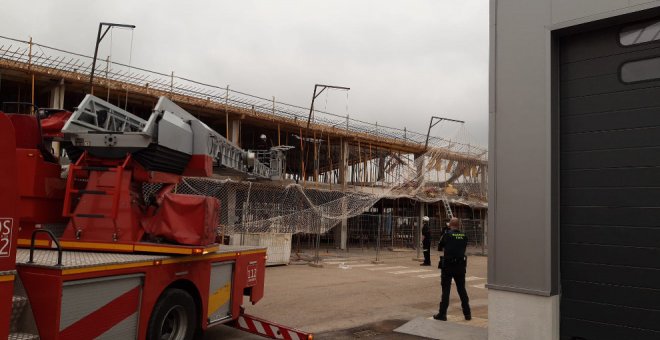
[[168, 138, 487, 236]]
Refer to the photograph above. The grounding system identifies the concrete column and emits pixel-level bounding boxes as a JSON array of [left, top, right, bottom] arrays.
[[377, 152, 385, 181], [230, 119, 241, 146], [415, 202, 426, 261], [414, 153, 427, 194], [338, 139, 349, 190], [334, 214, 348, 250], [49, 79, 65, 109], [334, 139, 350, 250]]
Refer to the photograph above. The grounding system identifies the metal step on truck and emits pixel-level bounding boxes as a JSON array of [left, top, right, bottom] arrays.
[[0, 96, 311, 340]]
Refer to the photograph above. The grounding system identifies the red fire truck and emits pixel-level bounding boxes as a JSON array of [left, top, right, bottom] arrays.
[[0, 96, 310, 340]]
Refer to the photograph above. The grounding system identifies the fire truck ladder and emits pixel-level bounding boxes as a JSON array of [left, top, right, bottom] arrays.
[[62, 95, 278, 179]]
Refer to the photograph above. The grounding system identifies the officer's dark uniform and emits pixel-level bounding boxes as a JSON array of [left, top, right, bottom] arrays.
[[435, 229, 471, 320], [421, 224, 431, 265]]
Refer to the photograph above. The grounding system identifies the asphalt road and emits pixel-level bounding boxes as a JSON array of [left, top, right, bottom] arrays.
[[205, 247, 488, 339]]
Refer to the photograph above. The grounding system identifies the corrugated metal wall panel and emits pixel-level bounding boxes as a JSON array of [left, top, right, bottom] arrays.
[[559, 14, 660, 339]]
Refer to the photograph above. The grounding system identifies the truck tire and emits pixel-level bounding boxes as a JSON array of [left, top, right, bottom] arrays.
[[147, 288, 198, 340]]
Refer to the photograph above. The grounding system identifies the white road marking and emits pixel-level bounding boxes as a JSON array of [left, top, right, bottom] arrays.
[[389, 269, 433, 274], [465, 276, 485, 282], [417, 274, 486, 280], [346, 264, 376, 268], [471, 283, 486, 289], [324, 261, 358, 265], [418, 273, 441, 278], [366, 266, 407, 271]]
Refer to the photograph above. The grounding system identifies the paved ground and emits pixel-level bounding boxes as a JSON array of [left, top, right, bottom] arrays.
[[205, 247, 487, 339], [395, 317, 487, 340], [207, 319, 430, 340]]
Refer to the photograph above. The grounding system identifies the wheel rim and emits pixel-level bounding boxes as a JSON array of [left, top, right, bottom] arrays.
[[159, 305, 188, 340]]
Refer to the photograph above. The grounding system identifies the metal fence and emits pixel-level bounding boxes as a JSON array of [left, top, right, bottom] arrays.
[[302, 214, 486, 252], [291, 213, 487, 263]]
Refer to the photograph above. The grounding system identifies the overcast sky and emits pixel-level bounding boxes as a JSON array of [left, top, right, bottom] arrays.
[[0, 1, 488, 147]]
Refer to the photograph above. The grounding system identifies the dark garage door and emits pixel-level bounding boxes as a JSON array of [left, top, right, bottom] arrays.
[[560, 17, 660, 340]]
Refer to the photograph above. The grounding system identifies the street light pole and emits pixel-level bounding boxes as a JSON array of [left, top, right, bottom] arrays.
[[301, 84, 350, 183], [306, 84, 351, 130], [424, 116, 465, 150], [89, 22, 136, 94], [304, 84, 349, 267]]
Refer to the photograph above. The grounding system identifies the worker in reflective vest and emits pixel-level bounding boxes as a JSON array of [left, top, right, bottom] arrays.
[[434, 217, 471, 321]]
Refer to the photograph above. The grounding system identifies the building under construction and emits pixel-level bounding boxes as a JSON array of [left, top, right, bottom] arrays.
[[0, 35, 488, 259]]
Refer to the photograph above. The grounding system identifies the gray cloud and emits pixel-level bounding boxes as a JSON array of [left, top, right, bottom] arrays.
[[1, 0, 488, 146]]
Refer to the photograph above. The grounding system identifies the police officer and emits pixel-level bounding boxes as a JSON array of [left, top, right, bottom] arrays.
[[420, 216, 431, 266], [434, 217, 471, 321]]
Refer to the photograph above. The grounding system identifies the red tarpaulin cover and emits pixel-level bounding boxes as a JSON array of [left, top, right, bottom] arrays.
[[41, 110, 71, 137], [143, 193, 219, 246]]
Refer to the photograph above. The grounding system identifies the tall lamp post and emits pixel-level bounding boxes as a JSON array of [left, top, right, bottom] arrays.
[[89, 22, 136, 93], [301, 83, 350, 185], [416, 115, 465, 261], [305, 84, 349, 268], [306, 84, 351, 129], [424, 115, 465, 151]]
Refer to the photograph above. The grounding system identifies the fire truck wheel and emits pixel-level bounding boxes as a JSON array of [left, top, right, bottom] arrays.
[[147, 288, 198, 340]]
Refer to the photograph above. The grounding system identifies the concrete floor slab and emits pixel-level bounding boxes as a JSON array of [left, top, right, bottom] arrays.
[[395, 317, 487, 340]]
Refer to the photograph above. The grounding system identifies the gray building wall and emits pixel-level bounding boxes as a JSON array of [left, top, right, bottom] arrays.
[[489, 0, 660, 339]]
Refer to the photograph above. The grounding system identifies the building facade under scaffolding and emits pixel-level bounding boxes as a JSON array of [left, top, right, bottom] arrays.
[[0, 35, 488, 262]]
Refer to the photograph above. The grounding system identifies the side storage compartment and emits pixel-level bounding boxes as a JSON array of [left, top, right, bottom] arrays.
[[207, 262, 234, 325], [59, 274, 144, 339]]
